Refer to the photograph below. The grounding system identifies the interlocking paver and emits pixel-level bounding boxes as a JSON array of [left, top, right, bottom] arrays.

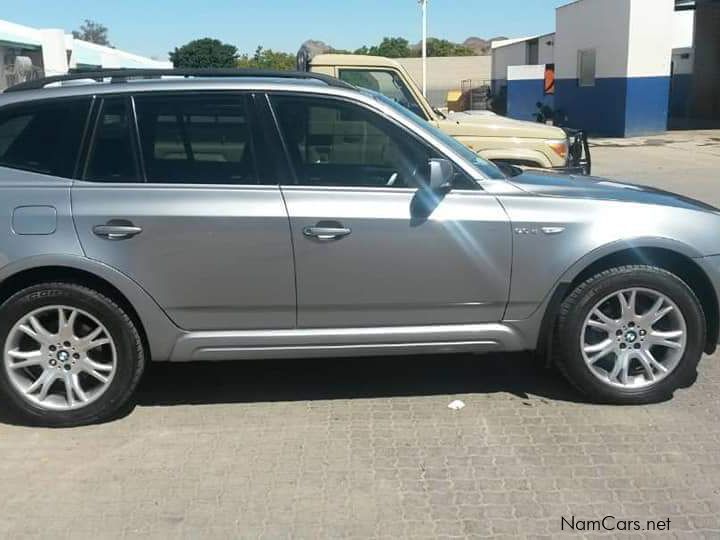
[[0, 351, 718, 539]]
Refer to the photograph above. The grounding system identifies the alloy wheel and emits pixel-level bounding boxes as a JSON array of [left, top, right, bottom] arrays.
[[3, 305, 117, 411], [581, 288, 687, 389]]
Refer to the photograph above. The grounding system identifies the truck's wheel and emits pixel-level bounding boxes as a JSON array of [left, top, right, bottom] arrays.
[[0, 282, 145, 427], [555, 265, 705, 404]]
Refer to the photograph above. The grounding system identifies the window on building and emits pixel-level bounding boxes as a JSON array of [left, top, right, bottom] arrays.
[[527, 39, 539, 65], [85, 97, 140, 182], [578, 49, 596, 87], [0, 98, 90, 178], [270, 94, 436, 188], [134, 94, 259, 185]]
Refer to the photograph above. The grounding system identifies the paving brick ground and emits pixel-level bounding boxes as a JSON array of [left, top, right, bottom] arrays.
[[1, 135, 720, 539], [1, 353, 718, 539]]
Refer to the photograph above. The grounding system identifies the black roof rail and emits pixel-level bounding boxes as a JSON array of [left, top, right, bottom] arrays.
[[4, 67, 355, 93]]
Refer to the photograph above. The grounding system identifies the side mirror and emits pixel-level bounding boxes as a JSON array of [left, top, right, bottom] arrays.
[[428, 158, 454, 191]]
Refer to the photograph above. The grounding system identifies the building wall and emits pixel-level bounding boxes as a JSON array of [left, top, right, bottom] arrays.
[[670, 47, 693, 118], [0, 18, 170, 90], [690, 0, 720, 121], [554, 0, 673, 137], [491, 41, 527, 94], [396, 56, 491, 107], [506, 64, 553, 122]]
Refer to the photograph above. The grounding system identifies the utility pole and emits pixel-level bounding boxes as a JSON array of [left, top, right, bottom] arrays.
[[419, 0, 428, 98]]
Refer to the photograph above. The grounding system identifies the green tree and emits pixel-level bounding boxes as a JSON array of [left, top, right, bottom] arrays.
[[72, 19, 111, 46], [169, 38, 238, 68], [365, 37, 413, 58], [236, 46, 296, 71], [426, 38, 474, 57]]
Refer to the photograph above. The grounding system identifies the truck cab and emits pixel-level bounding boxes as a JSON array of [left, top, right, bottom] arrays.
[[299, 52, 590, 174]]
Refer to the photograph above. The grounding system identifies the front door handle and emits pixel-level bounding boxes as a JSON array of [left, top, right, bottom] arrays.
[[303, 226, 352, 241], [93, 223, 143, 240]]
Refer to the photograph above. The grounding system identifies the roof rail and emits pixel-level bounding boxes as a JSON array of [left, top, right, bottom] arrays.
[[4, 67, 355, 93]]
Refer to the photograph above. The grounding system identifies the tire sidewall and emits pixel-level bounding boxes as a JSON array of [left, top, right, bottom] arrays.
[[559, 267, 705, 403], [0, 284, 142, 426]]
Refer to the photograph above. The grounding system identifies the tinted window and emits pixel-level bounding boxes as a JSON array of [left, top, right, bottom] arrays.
[[85, 97, 140, 182], [271, 95, 434, 188], [338, 69, 426, 118], [0, 99, 90, 178], [134, 94, 258, 184]]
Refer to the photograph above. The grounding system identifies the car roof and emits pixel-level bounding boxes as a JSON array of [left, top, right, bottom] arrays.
[[0, 69, 357, 106]]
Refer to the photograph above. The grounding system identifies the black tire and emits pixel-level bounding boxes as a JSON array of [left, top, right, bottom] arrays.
[[0, 282, 145, 427], [555, 265, 705, 404]]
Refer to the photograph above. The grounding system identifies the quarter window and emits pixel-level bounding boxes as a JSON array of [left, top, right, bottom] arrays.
[[0, 99, 90, 178], [134, 94, 259, 184], [271, 95, 435, 188]]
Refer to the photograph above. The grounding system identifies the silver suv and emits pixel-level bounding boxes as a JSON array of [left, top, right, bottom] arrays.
[[1, 69, 719, 426]]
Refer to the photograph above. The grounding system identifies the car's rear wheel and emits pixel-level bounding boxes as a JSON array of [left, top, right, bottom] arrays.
[[555, 265, 705, 404], [0, 283, 145, 426]]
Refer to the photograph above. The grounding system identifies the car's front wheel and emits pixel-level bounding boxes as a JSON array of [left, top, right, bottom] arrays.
[[0, 282, 145, 426], [555, 265, 706, 404]]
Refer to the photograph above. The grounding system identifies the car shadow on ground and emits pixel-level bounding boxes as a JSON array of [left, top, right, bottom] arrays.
[[134, 352, 585, 407]]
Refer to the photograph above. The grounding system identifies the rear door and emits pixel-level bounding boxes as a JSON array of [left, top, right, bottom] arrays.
[[72, 93, 296, 331]]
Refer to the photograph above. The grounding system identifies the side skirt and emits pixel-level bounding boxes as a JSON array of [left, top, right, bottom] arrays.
[[168, 323, 528, 362]]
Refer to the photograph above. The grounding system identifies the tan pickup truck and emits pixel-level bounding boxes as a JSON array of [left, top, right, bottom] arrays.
[[298, 51, 590, 174]]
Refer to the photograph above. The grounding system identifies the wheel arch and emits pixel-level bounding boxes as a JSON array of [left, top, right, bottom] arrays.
[[0, 256, 181, 361], [536, 245, 719, 363]]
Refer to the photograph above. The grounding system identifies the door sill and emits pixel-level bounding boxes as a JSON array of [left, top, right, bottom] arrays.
[[168, 323, 526, 361]]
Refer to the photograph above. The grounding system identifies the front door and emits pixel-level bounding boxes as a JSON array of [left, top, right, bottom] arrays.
[[72, 93, 296, 331], [268, 94, 511, 328]]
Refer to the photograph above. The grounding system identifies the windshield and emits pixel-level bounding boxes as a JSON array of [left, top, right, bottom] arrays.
[[365, 90, 506, 180]]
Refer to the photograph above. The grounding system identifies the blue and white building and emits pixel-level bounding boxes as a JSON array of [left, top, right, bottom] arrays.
[[0, 19, 172, 91], [492, 0, 719, 137]]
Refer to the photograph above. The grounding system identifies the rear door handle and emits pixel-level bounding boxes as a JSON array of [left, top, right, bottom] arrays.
[[302, 226, 352, 241], [93, 223, 143, 240]]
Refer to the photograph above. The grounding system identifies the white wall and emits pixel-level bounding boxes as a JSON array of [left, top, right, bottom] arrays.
[[507, 64, 546, 81], [672, 9, 694, 49], [626, 0, 673, 78], [538, 33, 555, 65], [555, 0, 631, 79], [38, 29, 67, 76], [492, 41, 527, 82]]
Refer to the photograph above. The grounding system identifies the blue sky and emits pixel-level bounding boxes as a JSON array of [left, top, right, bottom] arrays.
[[11, 0, 569, 60]]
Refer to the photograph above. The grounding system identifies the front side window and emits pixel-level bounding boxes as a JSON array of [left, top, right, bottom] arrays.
[[85, 97, 140, 182], [134, 94, 258, 185], [0, 98, 90, 178], [271, 94, 435, 188], [338, 69, 427, 119]]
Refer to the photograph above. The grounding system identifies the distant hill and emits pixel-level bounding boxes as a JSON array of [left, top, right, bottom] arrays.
[[462, 36, 509, 55]]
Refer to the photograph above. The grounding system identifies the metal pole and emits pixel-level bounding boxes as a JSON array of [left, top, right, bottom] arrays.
[[419, 0, 427, 98]]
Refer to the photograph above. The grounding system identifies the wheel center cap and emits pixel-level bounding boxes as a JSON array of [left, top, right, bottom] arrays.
[[56, 350, 70, 362], [625, 331, 637, 343]]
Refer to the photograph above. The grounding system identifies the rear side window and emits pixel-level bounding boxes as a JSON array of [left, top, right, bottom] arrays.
[[134, 94, 259, 184], [0, 98, 90, 178], [85, 97, 140, 182]]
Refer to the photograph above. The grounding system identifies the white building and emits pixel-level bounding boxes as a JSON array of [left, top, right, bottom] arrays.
[[0, 19, 172, 91], [491, 0, 718, 136]]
